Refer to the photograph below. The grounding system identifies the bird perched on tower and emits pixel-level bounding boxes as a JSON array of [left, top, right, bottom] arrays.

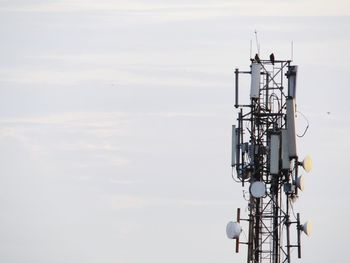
[[254, 53, 261, 63], [270, 53, 275, 65]]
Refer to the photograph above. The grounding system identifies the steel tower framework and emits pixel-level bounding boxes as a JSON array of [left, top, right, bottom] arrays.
[[227, 56, 311, 263]]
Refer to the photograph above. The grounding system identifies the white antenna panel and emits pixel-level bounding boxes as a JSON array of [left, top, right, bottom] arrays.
[[286, 98, 297, 158], [288, 66, 298, 98], [281, 129, 290, 170], [231, 125, 236, 167], [270, 134, 280, 174], [250, 63, 261, 98]]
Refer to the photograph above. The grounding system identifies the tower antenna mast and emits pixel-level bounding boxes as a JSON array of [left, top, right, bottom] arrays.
[[226, 53, 312, 263]]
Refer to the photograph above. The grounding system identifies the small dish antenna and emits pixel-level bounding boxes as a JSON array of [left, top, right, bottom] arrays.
[[250, 181, 266, 198], [301, 221, 313, 236], [226, 221, 242, 239], [296, 175, 305, 191], [301, 156, 312, 173]]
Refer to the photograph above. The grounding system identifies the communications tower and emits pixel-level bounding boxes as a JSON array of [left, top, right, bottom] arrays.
[[226, 54, 312, 263]]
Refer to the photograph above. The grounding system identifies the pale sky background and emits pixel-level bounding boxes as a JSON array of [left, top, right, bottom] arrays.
[[0, 1, 349, 262]]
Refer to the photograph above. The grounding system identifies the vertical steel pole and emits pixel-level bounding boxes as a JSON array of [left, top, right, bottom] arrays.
[[266, 73, 269, 111], [235, 68, 239, 108], [236, 208, 241, 253], [272, 176, 279, 263], [297, 213, 301, 258], [286, 194, 291, 263]]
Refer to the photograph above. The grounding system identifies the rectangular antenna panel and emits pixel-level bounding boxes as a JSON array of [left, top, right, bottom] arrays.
[[288, 65, 298, 98], [231, 125, 236, 167], [250, 63, 261, 98], [281, 129, 290, 170], [270, 134, 280, 174], [286, 98, 297, 158]]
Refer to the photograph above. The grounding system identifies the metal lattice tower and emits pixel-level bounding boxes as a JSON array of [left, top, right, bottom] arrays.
[[226, 55, 312, 263]]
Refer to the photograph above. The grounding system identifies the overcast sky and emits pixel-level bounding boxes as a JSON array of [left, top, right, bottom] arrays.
[[0, 1, 349, 262]]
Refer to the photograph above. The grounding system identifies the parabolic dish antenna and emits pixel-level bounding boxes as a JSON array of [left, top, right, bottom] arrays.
[[302, 221, 313, 236], [226, 221, 242, 239], [296, 175, 305, 191], [250, 181, 266, 198], [302, 156, 312, 173]]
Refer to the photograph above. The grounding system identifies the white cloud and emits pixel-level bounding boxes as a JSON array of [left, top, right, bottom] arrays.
[[0, 110, 211, 170], [98, 193, 233, 210], [110, 179, 144, 184], [0, 62, 225, 88], [1, 0, 349, 16], [0, 111, 212, 127], [0, 112, 130, 165]]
